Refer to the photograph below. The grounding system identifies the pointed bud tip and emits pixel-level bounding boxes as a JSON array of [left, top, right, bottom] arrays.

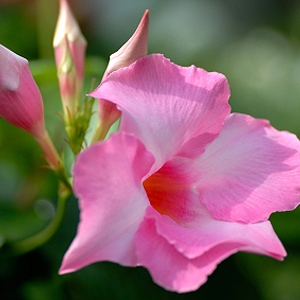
[[53, 0, 86, 47], [104, 9, 150, 77], [141, 9, 149, 27], [91, 9, 150, 142]]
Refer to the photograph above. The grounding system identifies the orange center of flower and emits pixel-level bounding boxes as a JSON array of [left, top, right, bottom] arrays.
[[143, 164, 194, 225]]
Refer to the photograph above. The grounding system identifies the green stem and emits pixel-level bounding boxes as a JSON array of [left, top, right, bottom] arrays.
[[12, 181, 72, 255]]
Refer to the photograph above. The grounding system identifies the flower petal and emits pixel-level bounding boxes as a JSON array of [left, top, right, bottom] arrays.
[[150, 206, 286, 259], [135, 208, 239, 293], [135, 206, 286, 293], [59, 133, 154, 274], [91, 54, 231, 169], [195, 113, 300, 223]]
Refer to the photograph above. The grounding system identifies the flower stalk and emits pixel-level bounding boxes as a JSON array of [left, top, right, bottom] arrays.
[[35, 129, 62, 170], [11, 181, 72, 255]]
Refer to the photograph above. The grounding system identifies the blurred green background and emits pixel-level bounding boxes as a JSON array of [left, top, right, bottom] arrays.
[[1, 0, 300, 299]]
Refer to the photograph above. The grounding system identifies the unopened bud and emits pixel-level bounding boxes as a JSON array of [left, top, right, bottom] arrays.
[[90, 10, 149, 142], [53, 0, 86, 77], [103, 9, 149, 78], [0, 44, 61, 169], [0, 44, 45, 138], [53, 0, 87, 112]]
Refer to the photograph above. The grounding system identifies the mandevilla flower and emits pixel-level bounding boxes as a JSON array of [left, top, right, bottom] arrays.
[[0, 44, 61, 169], [59, 54, 300, 292], [92, 9, 149, 142]]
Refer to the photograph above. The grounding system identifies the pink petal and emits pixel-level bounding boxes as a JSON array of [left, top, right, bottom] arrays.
[[0, 44, 45, 137], [149, 206, 286, 259], [195, 113, 300, 223], [135, 206, 286, 293], [59, 133, 154, 274], [135, 207, 240, 293], [90, 54, 231, 170]]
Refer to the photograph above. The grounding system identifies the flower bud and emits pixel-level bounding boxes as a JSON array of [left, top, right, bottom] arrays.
[[91, 10, 149, 142], [0, 44, 45, 138], [0, 44, 61, 169], [53, 0, 87, 112], [103, 9, 149, 79]]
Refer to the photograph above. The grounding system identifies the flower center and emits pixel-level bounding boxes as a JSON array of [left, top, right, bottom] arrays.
[[143, 161, 198, 225]]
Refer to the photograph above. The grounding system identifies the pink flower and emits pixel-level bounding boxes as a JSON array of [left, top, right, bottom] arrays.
[[0, 44, 45, 138], [93, 10, 149, 142], [59, 54, 300, 292]]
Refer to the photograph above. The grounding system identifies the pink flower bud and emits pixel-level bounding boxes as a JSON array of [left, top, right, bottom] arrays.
[[0, 44, 45, 138], [103, 9, 149, 79], [53, 0, 87, 80], [91, 10, 149, 142], [0, 45, 61, 169], [53, 0, 86, 120]]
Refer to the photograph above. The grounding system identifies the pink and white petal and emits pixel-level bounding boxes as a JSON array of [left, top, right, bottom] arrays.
[[59, 133, 154, 274], [90, 54, 230, 169], [135, 206, 286, 293], [195, 113, 300, 223], [135, 208, 244, 293]]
